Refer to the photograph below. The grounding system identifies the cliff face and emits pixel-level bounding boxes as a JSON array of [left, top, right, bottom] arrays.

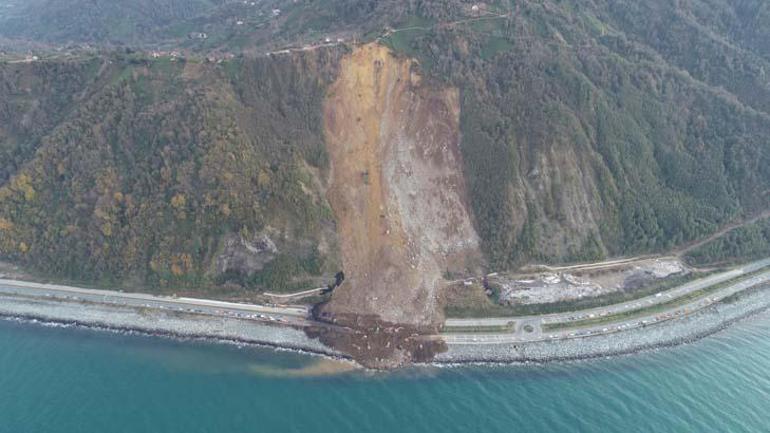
[[320, 44, 480, 328]]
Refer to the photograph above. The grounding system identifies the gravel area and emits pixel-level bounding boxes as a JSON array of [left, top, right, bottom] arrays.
[[0, 294, 342, 358], [436, 285, 770, 364], [495, 258, 687, 305]]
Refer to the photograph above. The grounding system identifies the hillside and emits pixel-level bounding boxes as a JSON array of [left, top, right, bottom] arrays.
[[1, 0, 769, 364], [0, 51, 343, 294]]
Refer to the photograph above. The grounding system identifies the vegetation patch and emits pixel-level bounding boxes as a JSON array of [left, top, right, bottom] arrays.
[[441, 322, 515, 334]]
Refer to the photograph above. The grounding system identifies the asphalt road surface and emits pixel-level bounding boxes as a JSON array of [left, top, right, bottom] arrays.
[[443, 258, 770, 344], [0, 278, 311, 327]]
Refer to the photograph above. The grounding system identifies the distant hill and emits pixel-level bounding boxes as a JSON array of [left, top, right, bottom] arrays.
[[0, 0, 227, 48], [0, 0, 388, 53]]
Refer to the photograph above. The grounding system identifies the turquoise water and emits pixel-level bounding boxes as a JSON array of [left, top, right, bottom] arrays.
[[1, 314, 770, 433]]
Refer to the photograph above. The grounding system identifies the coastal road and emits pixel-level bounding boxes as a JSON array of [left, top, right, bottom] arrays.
[[0, 278, 312, 326], [3, 256, 769, 348], [443, 258, 770, 344]]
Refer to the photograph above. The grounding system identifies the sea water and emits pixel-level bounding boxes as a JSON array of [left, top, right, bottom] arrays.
[[1, 312, 769, 433]]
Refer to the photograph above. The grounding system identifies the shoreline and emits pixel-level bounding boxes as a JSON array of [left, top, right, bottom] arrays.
[[0, 294, 347, 362], [1, 284, 769, 369], [0, 313, 350, 362]]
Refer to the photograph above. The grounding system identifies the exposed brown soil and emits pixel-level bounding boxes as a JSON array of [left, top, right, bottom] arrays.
[[306, 311, 447, 369], [314, 43, 480, 366]]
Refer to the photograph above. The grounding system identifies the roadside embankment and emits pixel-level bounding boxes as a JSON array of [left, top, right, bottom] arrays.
[[0, 293, 344, 359], [435, 284, 770, 364]]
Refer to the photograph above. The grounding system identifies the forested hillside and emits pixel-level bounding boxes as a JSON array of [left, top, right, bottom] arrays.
[[0, 51, 342, 292], [388, 0, 770, 268], [0, 0, 769, 295], [685, 217, 770, 266]]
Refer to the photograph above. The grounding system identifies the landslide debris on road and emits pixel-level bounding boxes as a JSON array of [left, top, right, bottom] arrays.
[[314, 43, 480, 365], [306, 312, 446, 369]]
